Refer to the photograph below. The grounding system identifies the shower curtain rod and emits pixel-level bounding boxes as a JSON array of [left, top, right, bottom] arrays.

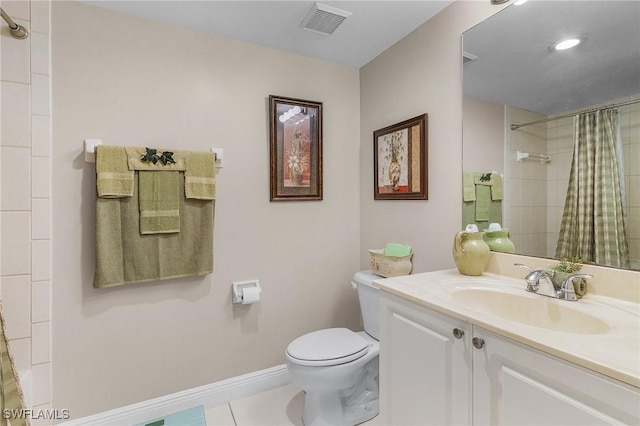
[[510, 98, 640, 131]]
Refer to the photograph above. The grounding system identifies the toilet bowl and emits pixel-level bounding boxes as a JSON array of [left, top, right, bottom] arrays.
[[286, 271, 380, 426]]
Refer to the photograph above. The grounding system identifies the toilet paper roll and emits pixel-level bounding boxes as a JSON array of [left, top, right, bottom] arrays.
[[241, 287, 261, 304]]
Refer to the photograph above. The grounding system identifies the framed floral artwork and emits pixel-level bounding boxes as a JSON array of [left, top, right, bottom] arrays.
[[373, 114, 428, 200], [269, 95, 323, 201]]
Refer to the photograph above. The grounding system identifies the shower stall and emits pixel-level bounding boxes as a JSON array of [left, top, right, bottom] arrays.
[[504, 96, 640, 269]]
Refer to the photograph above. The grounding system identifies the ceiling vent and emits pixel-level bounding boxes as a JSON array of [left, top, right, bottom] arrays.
[[300, 3, 352, 35], [463, 51, 478, 65]]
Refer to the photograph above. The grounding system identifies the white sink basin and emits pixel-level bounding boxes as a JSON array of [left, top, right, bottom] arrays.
[[450, 287, 610, 334]]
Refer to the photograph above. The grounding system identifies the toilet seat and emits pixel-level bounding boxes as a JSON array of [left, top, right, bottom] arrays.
[[287, 328, 369, 367]]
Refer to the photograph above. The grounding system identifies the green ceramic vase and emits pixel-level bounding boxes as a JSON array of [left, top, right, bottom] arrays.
[[453, 231, 490, 276], [483, 229, 515, 253]]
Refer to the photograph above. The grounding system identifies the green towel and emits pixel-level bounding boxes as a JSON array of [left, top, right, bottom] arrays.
[[473, 174, 493, 186], [94, 172, 214, 288], [475, 184, 491, 221], [0, 303, 28, 426], [138, 171, 180, 234], [185, 152, 216, 200], [96, 145, 134, 198], [462, 172, 476, 202], [125, 146, 186, 171], [490, 173, 503, 200]]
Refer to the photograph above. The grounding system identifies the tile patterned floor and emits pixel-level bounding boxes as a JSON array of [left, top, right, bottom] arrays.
[[204, 383, 380, 426]]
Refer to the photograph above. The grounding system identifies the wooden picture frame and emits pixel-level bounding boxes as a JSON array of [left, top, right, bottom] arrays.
[[373, 114, 428, 200], [269, 95, 323, 201]]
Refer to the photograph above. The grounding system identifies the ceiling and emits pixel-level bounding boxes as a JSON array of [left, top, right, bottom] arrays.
[[83, 0, 453, 69], [463, 0, 640, 115], [81, 1, 639, 115]]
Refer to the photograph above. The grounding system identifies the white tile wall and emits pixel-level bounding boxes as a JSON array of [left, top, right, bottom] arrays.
[[0, 211, 31, 275], [0, 146, 31, 209], [31, 74, 50, 116], [0, 275, 31, 339], [31, 240, 51, 281], [32, 198, 51, 240], [0, 0, 53, 418], [31, 281, 51, 324], [31, 362, 51, 407], [1, 81, 31, 147], [31, 157, 51, 198], [505, 107, 548, 257], [31, 115, 51, 157], [0, 19, 30, 83], [31, 321, 50, 365]]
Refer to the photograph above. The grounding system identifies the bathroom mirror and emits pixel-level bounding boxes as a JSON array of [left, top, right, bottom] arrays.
[[462, 0, 640, 270]]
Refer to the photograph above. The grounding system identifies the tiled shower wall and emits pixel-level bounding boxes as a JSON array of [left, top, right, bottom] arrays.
[[504, 107, 548, 257], [506, 94, 640, 268], [0, 0, 52, 416]]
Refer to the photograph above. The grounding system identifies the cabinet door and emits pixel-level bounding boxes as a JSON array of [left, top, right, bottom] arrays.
[[472, 327, 640, 425], [380, 293, 471, 425]]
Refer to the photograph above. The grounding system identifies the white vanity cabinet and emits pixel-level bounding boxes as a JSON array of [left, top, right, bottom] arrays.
[[379, 292, 472, 425], [380, 291, 640, 425], [472, 327, 640, 425]]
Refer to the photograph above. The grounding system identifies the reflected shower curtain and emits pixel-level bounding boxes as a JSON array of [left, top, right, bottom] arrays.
[[0, 303, 28, 426], [556, 108, 630, 269]]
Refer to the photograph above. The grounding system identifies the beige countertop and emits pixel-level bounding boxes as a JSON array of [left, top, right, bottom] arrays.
[[376, 269, 640, 388]]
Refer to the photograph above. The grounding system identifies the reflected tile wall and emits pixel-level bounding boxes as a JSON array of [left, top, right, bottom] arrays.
[[507, 93, 640, 268]]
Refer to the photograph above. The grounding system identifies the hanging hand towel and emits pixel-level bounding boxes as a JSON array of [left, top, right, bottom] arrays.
[[125, 146, 186, 171], [475, 184, 491, 221], [94, 172, 214, 288], [490, 172, 503, 200], [138, 171, 180, 234], [185, 151, 216, 199], [96, 145, 134, 198], [463, 172, 476, 202]]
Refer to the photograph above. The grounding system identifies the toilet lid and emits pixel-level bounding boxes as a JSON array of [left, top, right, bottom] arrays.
[[287, 328, 369, 367]]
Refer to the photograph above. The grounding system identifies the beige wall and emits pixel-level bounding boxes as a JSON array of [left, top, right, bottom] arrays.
[[462, 97, 505, 174], [359, 1, 507, 272], [52, 2, 361, 417], [0, 0, 52, 412], [27, 0, 640, 419]]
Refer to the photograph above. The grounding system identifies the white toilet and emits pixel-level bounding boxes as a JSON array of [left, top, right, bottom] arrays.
[[286, 270, 380, 426]]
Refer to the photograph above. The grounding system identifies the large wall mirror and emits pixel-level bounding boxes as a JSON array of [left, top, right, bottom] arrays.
[[462, 0, 640, 271]]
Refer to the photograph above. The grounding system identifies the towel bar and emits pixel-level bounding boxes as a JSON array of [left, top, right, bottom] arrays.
[[516, 150, 550, 164], [84, 139, 223, 168]]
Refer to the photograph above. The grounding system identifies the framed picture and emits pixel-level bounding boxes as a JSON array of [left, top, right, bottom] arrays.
[[373, 114, 428, 200], [269, 95, 323, 201]]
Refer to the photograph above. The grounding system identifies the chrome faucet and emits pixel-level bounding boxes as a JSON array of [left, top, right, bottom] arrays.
[[514, 263, 592, 301], [557, 273, 593, 301]]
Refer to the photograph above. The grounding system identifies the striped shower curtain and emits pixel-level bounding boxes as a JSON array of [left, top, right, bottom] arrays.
[[556, 108, 630, 269]]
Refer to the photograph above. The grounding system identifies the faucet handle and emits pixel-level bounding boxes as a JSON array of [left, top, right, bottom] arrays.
[[523, 269, 553, 292], [558, 273, 593, 301], [514, 263, 533, 272]]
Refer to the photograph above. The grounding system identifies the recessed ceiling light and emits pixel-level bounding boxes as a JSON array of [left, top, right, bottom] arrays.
[[514, 0, 528, 5], [554, 38, 581, 51]]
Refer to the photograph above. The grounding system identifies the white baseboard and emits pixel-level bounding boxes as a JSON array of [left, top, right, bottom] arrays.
[[62, 364, 290, 426]]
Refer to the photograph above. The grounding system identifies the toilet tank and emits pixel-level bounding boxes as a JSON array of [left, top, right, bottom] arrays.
[[352, 270, 381, 340]]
